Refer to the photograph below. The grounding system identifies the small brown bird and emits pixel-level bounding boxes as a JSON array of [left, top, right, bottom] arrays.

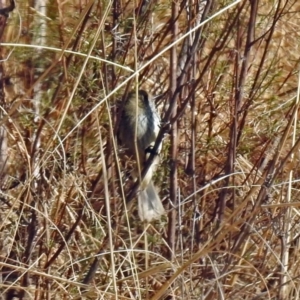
[[118, 90, 165, 222]]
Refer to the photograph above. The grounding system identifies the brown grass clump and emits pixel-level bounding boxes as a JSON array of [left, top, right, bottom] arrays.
[[1, 0, 300, 299]]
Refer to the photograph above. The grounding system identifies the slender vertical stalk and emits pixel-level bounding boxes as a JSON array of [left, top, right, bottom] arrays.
[[280, 60, 300, 300], [167, 0, 179, 259], [218, 0, 257, 226]]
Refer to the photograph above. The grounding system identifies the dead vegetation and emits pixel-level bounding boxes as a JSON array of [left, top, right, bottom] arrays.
[[1, 0, 300, 299]]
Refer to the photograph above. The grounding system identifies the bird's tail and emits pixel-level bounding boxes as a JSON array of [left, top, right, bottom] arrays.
[[138, 180, 165, 222]]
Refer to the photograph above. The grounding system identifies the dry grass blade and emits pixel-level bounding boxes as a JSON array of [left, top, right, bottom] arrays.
[[1, 0, 300, 299]]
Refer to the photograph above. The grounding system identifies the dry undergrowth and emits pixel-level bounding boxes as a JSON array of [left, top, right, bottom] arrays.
[[1, 0, 300, 299]]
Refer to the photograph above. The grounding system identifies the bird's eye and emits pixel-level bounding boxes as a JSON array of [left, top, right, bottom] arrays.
[[139, 90, 148, 102]]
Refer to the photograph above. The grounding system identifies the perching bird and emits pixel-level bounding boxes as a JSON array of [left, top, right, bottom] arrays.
[[118, 90, 165, 222]]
